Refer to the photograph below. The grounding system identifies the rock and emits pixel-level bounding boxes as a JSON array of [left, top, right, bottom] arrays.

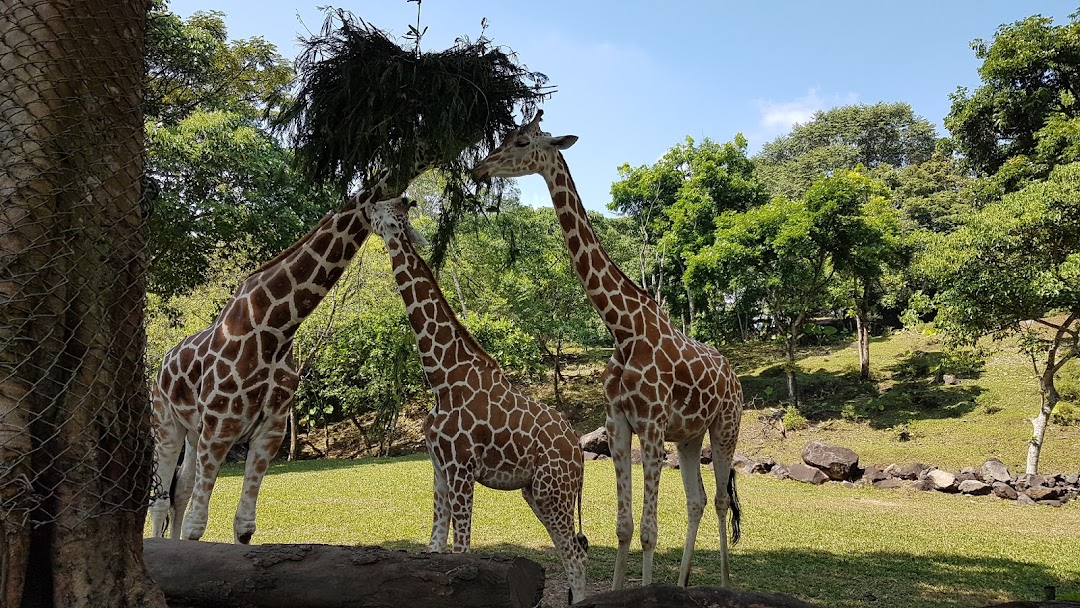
[[579, 426, 609, 456], [1016, 493, 1036, 506], [700, 445, 712, 464], [787, 463, 829, 485], [861, 465, 889, 483], [992, 482, 1018, 500], [732, 452, 755, 474], [1026, 474, 1053, 488], [801, 441, 861, 481], [960, 466, 978, 476], [886, 463, 928, 480], [942, 374, 958, 385], [927, 469, 958, 492], [955, 471, 978, 484], [980, 459, 1012, 484], [772, 465, 790, 480], [663, 452, 680, 470], [911, 479, 935, 491], [958, 480, 992, 495], [1065, 473, 1079, 485], [759, 456, 777, 473], [840, 481, 857, 489], [1038, 499, 1064, 507], [583, 451, 601, 461], [874, 479, 905, 490], [1026, 486, 1062, 501]]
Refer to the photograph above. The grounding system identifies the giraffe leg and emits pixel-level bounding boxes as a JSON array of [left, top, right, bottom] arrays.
[[180, 433, 232, 541], [709, 430, 737, 588], [447, 465, 476, 553], [233, 418, 287, 544], [524, 484, 588, 605], [427, 454, 451, 553], [169, 434, 198, 539], [607, 415, 634, 591], [638, 426, 667, 587], [149, 415, 184, 539], [675, 436, 707, 587]]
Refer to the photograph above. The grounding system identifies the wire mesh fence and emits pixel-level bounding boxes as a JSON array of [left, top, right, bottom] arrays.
[[1, 0, 154, 535]]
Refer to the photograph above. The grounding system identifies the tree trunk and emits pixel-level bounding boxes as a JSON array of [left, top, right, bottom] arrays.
[[784, 337, 800, 407], [855, 279, 871, 382], [1026, 365, 1060, 475], [143, 539, 546, 608], [0, 1, 164, 607], [450, 264, 467, 318], [552, 338, 563, 407]]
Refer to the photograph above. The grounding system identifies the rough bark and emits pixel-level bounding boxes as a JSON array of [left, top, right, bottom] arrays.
[[143, 540, 545, 608], [855, 279, 871, 382], [784, 337, 800, 407], [575, 584, 818, 608], [0, 1, 163, 606], [1026, 365, 1059, 475]]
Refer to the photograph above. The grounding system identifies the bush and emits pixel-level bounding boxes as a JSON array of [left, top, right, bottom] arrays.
[[1051, 401, 1080, 427], [782, 405, 809, 432], [461, 311, 543, 378]]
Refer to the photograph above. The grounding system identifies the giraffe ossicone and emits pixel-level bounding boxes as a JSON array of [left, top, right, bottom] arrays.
[[148, 177, 392, 545], [370, 196, 590, 605], [471, 112, 745, 590]]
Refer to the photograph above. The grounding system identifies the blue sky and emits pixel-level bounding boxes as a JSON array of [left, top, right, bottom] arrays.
[[168, 1, 1073, 212]]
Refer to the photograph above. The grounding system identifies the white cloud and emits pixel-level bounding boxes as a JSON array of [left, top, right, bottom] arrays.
[[748, 89, 860, 150]]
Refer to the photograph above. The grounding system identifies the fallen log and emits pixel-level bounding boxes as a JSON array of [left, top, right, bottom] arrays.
[[143, 539, 544, 608], [574, 584, 818, 608]]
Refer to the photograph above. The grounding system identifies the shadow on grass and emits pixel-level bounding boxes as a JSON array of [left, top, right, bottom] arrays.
[[332, 540, 1074, 608], [216, 453, 431, 478]]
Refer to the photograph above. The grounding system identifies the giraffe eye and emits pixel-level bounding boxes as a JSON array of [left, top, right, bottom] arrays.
[[514, 140, 529, 147]]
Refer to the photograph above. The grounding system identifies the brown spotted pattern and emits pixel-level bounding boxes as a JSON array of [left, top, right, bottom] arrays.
[[148, 184, 384, 545], [472, 112, 744, 590], [369, 197, 589, 604]]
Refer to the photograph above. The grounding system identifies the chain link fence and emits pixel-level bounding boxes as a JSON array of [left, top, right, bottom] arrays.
[[1, 0, 154, 538]]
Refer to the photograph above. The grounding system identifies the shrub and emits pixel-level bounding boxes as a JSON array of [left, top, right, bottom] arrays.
[[782, 405, 809, 432], [1051, 402, 1080, 427]]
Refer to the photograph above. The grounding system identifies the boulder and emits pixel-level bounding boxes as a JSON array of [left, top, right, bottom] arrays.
[[732, 452, 755, 474], [771, 465, 790, 481], [980, 459, 1012, 484], [700, 445, 712, 464], [911, 479, 935, 491], [958, 480, 992, 495], [663, 452, 680, 470], [955, 471, 978, 484], [1065, 473, 1079, 486], [992, 482, 1018, 500], [942, 374, 958, 385], [583, 451, 602, 461], [873, 479, 905, 490], [1025, 474, 1053, 489], [801, 441, 861, 481], [886, 463, 928, 480], [579, 426, 610, 456], [1026, 486, 1062, 501], [787, 463, 829, 485], [861, 465, 889, 483], [927, 469, 958, 492], [1016, 493, 1036, 506], [1038, 499, 1064, 507]]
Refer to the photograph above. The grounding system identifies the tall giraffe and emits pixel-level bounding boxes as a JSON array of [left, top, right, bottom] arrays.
[[471, 111, 744, 589], [369, 196, 589, 605], [148, 172, 402, 544]]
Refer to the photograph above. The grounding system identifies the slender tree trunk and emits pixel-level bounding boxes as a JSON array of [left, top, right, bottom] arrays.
[[1026, 362, 1060, 475], [450, 264, 467, 318], [287, 409, 298, 461], [1, 1, 164, 606], [784, 337, 800, 407], [552, 338, 563, 407], [855, 279, 871, 382]]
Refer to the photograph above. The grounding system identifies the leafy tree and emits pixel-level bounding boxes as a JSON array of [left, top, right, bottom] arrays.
[[922, 163, 1080, 473], [946, 11, 1080, 179], [755, 102, 938, 199], [887, 152, 976, 234], [687, 197, 834, 405], [610, 135, 767, 335], [144, 4, 330, 297], [805, 169, 906, 380]]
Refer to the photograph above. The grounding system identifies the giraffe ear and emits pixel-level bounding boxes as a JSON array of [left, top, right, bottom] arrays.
[[547, 135, 578, 150], [406, 225, 429, 247]]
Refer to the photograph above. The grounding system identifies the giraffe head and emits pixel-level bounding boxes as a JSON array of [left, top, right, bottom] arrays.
[[471, 110, 578, 180], [370, 196, 429, 246]]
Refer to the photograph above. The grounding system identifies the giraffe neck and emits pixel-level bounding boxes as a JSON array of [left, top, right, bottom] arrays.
[[380, 227, 495, 389], [543, 153, 657, 343], [222, 194, 376, 342]]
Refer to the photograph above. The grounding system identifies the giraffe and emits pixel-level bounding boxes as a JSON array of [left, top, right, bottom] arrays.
[[148, 173, 400, 544], [368, 196, 589, 605], [471, 111, 744, 589]]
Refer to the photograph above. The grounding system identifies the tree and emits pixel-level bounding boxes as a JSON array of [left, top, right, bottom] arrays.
[[144, 5, 329, 298], [804, 169, 905, 381], [755, 102, 938, 199], [946, 11, 1080, 178], [686, 197, 834, 405], [610, 135, 766, 335], [1, 1, 166, 605], [923, 163, 1080, 473]]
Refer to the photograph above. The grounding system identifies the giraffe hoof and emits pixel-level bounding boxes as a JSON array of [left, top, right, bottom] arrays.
[[236, 532, 253, 544]]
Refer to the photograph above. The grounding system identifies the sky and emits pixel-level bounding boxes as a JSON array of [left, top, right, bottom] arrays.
[[168, 0, 1074, 213]]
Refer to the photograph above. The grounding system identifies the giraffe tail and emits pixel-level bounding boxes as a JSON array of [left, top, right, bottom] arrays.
[[575, 481, 588, 553], [728, 467, 741, 545]]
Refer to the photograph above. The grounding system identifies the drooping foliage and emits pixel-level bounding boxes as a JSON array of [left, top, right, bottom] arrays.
[[275, 9, 552, 265]]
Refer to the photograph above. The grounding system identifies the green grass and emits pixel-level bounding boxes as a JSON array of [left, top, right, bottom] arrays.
[[169, 455, 1080, 608]]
